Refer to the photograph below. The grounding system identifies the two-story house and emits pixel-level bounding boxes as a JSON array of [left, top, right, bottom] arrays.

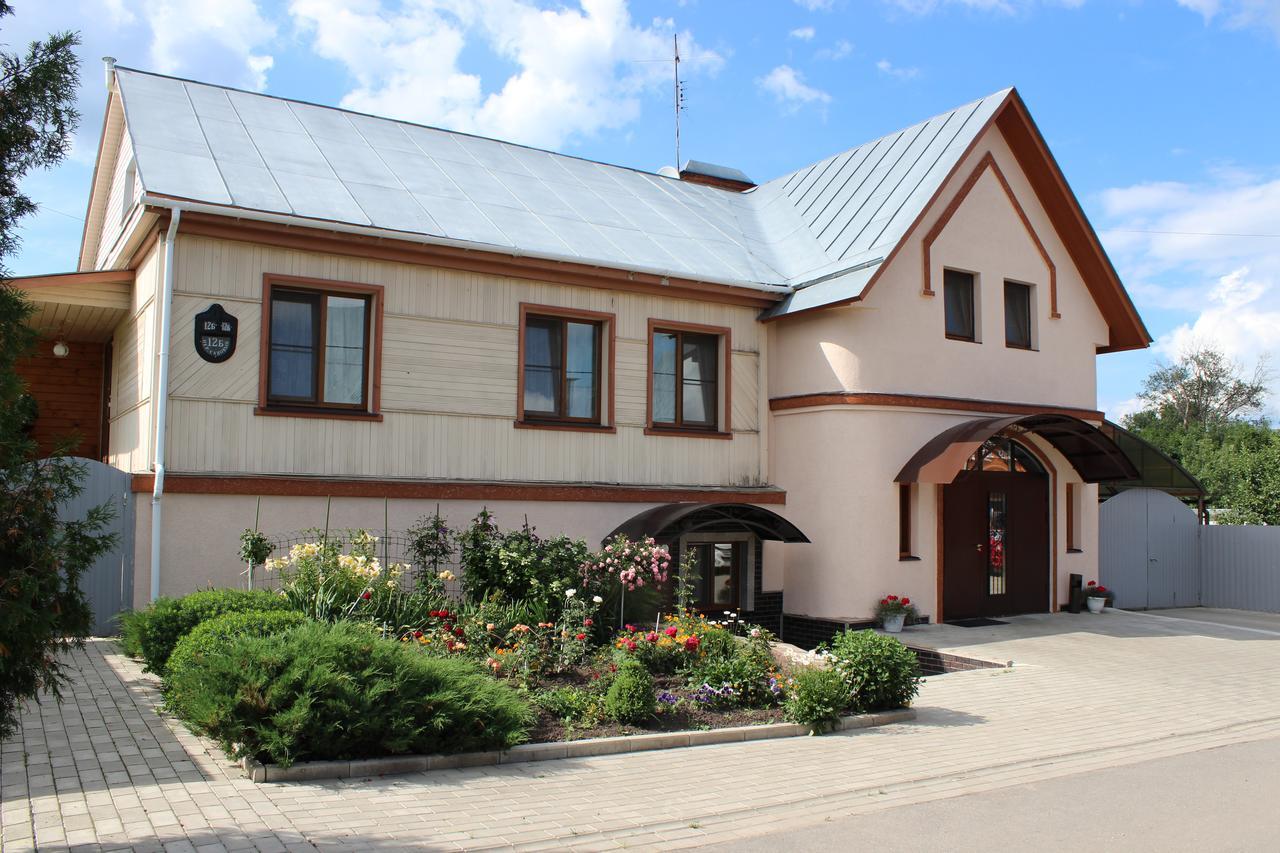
[[12, 63, 1147, 641]]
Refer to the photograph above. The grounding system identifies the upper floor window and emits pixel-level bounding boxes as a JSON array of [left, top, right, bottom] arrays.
[[517, 304, 613, 430], [944, 269, 976, 342], [1005, 281, 1033, 349], [648, 321, 730, 436], [260, 276, 382, 419]]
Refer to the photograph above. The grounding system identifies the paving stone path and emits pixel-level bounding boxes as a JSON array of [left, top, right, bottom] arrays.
[[4, 611, 1280, 851]]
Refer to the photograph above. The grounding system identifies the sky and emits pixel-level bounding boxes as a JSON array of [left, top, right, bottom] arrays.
[[6, 0, 1280, 419]]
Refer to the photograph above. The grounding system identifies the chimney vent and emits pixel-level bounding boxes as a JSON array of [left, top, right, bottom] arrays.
[[102, 56, 117, 93], [678, 160, 756, 192]]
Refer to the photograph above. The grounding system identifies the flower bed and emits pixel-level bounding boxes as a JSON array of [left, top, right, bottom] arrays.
[[120, 516, 922, 775]]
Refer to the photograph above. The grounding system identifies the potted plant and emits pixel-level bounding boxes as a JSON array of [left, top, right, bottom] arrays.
[[1083, 580, 1113, 613], [875, 595, 917, 634]]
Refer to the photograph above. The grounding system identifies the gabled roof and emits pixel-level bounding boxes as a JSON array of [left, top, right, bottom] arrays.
[[106, 68, 1148, 350]]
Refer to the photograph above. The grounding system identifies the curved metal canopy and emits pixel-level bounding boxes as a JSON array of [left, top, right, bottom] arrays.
[[1098, 420, 1205, 499], [895, 413, 1140, 485], [605, 503, 811, 545]]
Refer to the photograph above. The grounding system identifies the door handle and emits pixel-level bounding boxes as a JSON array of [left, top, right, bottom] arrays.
[[976, 543, 985, 552]]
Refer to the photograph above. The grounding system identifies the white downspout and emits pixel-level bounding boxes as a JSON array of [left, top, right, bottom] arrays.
[[150, 208, 181, 601]]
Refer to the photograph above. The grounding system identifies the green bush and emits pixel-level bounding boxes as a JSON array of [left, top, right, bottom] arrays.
[[535, 686, 606, 727], [167, 621, 531, 766], [783, 666, 850, 733], [131, 589, 293, 675], [825, 629, 922, 713], [457, 510, 590, 620], [685, 632, 779, 708], [164, 610, 309, 718], [605, 660, 655, 725], [117, 609, 147, 658]]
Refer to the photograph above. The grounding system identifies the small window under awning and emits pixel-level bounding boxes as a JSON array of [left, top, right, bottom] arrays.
[[605, 503, 811, 545], [895, 413, 1139, 485]]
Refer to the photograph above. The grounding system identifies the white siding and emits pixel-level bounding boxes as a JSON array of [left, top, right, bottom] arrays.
[[95, 130, 140, 270]]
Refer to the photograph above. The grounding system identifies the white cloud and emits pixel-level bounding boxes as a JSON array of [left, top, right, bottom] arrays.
[[1175, 0, 1280, 39], [1099, 170, 1280, 413], [790, 26, 817, 40], [146, 0, 277, 90], [815, 38, 854, 60], [794, 0, 835, 10], [288, 0, 724, 151], [757, 65, 832, 113], [876, 58, 920, 79]]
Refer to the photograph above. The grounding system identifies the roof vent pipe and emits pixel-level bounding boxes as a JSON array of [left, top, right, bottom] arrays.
[[102, 56, 116, 92]]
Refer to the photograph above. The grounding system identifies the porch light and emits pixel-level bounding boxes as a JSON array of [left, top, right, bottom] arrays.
[[52, 341, 70, 358]]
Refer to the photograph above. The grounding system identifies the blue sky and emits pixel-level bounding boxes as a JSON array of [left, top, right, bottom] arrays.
[[7, 0, 1280, 418]]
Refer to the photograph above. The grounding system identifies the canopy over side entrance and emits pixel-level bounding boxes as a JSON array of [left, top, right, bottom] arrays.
[[896, 413, 1139, 485], [605, 503, 810, 544]]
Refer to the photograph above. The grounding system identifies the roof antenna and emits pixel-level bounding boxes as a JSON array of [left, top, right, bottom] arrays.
[[673, 34, 685, 172]]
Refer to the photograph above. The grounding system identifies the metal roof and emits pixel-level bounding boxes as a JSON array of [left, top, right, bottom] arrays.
[[113, 67, 1010, 305]]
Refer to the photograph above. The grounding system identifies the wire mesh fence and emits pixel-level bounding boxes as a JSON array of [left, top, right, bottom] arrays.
[[240, 528, 465, 598]]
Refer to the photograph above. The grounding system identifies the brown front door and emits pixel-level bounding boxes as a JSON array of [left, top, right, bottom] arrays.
[[942, 438, 1050, 621]]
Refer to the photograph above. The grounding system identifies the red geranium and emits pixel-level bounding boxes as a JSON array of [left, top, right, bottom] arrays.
[[901, 597, 910, 606]]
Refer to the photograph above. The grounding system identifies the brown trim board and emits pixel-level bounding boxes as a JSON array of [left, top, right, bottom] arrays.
[[159, 208, 782, 309], [770, 392, 1104, 421], [130, 474, 787, 504]]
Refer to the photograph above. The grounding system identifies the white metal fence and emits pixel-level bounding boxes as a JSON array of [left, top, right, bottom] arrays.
[[1101, 488, 1280, 613]]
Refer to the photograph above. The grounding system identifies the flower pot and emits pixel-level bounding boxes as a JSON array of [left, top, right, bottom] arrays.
[[1085, 596, 1106, 614], [882, 613, 906, 633]]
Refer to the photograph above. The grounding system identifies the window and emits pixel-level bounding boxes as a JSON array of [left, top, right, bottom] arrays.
[[121, 160, 136, 224], [648, 321, 729, 436], [898, 483, 917, 560], [988, 492, 1007, 595], [1005, 280, 1033, 349], [517, 305, 613, 429], [944, 269, 976, 341], [1066, 482, 1081, 552], [259, 276, 382, 418], [688, 541, 745, 608]]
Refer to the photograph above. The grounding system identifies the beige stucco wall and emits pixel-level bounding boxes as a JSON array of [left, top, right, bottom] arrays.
[[152, 234, 764, 487], [766, 124, 1110, 621]]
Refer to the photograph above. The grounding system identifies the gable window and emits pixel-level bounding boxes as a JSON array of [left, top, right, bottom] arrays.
[[944, 269, 976, 342], [517, 304, 614, 430], [648, 320, 731, 437], [259, 276, 382, 419], [120, 159, 136, 224], [1005, 280, 1033, 349]]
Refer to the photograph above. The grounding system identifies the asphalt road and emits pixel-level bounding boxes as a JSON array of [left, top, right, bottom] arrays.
[[703, 734, 1280, 852]]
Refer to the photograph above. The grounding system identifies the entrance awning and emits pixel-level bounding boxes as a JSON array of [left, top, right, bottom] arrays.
[[8, 270, 134, 342], [895, 413, 1140, 484], [605, 503, 811, 544]]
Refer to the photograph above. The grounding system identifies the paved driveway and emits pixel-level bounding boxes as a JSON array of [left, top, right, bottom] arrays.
[[3, 609, 1280, 851]]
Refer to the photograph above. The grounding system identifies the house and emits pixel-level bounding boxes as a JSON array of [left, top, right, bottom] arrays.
[[11, 62, 1148, 642]]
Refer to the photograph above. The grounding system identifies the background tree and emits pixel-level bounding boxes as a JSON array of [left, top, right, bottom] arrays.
[[1124, 345, 1279, 526], [0, 3, 113, 740]]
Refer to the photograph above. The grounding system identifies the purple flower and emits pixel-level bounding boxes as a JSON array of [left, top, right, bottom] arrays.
[[657, 691, 679, 705]]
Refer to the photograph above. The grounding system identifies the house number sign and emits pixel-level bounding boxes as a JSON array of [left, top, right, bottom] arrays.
[[194, 303, 237, 363]]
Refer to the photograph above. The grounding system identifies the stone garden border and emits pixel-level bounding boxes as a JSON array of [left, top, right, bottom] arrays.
[[241, 708, 917, 783]]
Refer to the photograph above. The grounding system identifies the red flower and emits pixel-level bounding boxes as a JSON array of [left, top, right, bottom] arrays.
[[625, 624, 636, 632], [412, 630, 423, 639], [645, 631, 658, 643], [887, 594, 898, 601], [1087, 580, 1097, 587], [665, 626, 678, 637], [583, 618, 593, 627], [453, 627, 465, 638], [575, 632, 586, 641], [429, 610, 439, 618], [361, 591, 371, 600], [443, 623, 453, 632], [624, 639, 637, 652], [1096, 586, 1108, 593], [684, 636, 700, 651], [901, 597, 911, 606]]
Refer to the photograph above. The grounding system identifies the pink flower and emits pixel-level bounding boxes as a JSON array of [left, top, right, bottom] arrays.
[[625, 624, 636, 632], [583, 618, 593, 627], [645, 631, 658, 643], [665, 626, 678, 637]]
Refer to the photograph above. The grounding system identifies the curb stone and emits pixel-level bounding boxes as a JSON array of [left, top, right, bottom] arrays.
[[241, 708, 917, 783]]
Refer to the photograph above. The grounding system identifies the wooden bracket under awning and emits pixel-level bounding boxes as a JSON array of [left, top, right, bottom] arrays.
[[895, 413, 1140, 485]]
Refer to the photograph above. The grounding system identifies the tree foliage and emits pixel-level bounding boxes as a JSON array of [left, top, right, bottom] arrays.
[[1125, 346, 1279, 525], [0, 1, 80, 277], [0, 3, 99, 739]]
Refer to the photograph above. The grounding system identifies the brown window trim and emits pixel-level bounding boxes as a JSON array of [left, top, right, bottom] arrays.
[[646, 318, 732, 437], [898, 482, 918, 560], [257, 274, 383, 420], [516, 302, 615, 431]]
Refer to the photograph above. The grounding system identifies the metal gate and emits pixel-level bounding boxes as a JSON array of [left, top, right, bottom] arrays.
[[59, 458, 135, 635], [1100, 488, 1200, 609]]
